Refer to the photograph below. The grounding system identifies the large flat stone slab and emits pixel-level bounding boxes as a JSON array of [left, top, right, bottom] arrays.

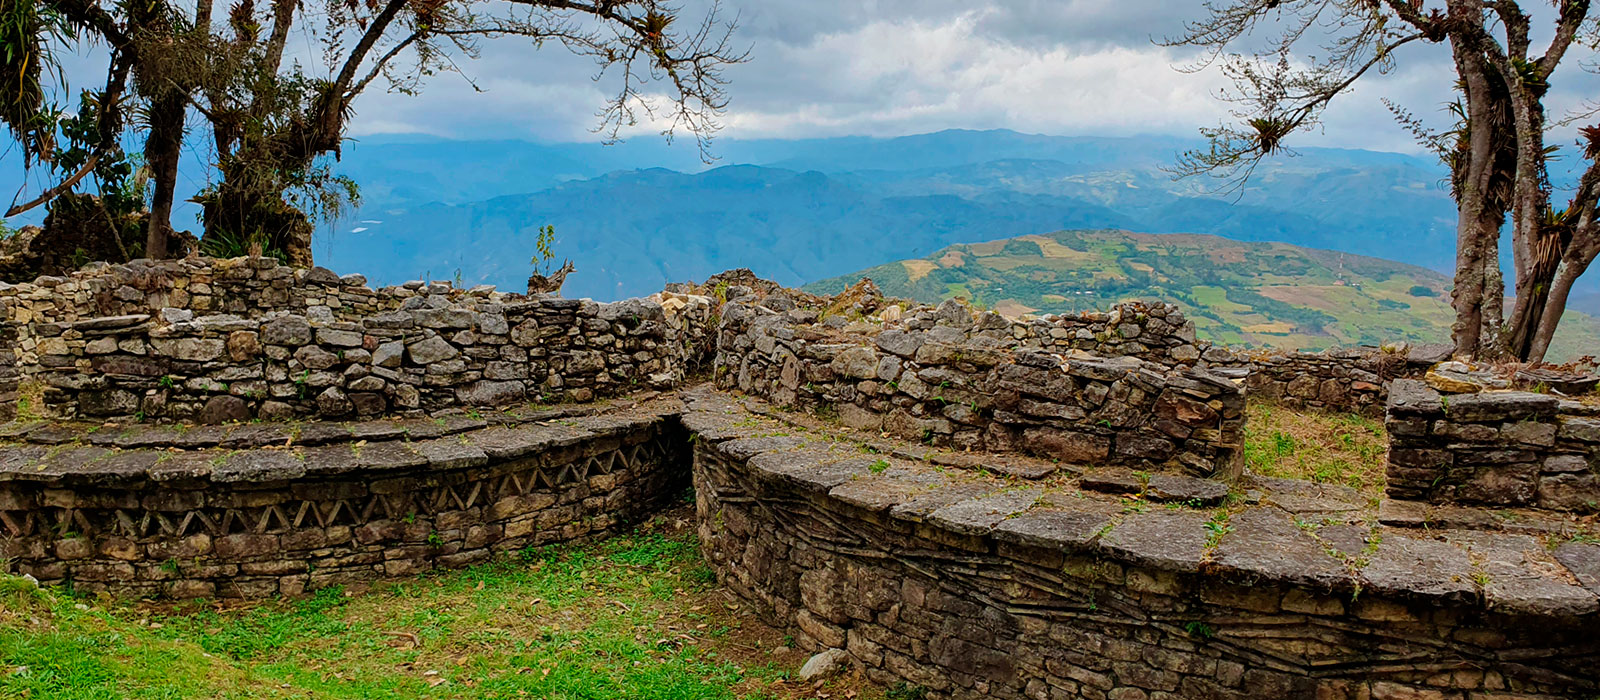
[[1211, 508, 1353, 591], [1098, 509, 1210, 573]]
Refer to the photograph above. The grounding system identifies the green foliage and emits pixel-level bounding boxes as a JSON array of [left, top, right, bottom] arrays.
[[53, 93, 147, 218], [1408, 285, 1436, 298], [530, 224, 559, 276], [0, 0, 68, 162], [1000, 239, 1044, 257], [886, 683, 929, 700], [1203, 513, 1232, 547]]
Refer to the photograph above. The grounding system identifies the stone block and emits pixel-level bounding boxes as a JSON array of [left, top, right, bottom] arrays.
[[261, 315, 312, 346], [214, 534, 280, 560], [1022, 427, 1110, 464], [406, 335, 458, 364]]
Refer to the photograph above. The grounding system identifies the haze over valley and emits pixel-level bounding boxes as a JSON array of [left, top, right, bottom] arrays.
[[314, 128, 1600, 353], [319, 128, 1474, 299]]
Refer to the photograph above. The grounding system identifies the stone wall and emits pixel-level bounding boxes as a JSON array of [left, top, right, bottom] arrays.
[[1236, 344, 1443, 416], [711, 278, 1435, 425], [1009, 305, 1441, 417], [714, 299, 1246, 478], [1001, 300, 1211, 368], [1, 256, 386, 321], [1, 260, 1440, 424], [0, 257, 714, 421], [1386, 379, 1600, 512], [0, 401, 686, 598], [685, 390, 1600, 700]]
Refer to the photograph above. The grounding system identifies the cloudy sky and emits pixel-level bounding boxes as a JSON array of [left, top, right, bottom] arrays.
[[339, 0, 1597, 157], [7, 0, 1600, 196]]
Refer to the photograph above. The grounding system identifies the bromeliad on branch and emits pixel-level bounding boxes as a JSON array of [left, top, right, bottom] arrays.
[[1166, 0, 1600, 363]]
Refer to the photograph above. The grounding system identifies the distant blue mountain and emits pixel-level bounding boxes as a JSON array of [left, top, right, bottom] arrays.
[[9, 127, 1577, 304], [317, 129, 1477, 301]]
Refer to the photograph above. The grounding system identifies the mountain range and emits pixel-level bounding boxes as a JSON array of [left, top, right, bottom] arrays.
[[6, 127, 1595, 347], [319, 128, 1478, 303]]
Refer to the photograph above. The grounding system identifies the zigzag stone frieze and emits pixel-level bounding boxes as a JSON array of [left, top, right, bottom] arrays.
[[0, 396, 688, 599]]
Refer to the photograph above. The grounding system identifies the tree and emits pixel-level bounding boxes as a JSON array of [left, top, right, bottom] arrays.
[[2, 0, 188, 260], [6, 0, 744, 267], [1166, 0, 1600, 363]]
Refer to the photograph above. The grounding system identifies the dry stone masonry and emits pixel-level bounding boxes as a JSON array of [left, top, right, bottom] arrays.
[[1237, 343, 1447, 416], [3, 259, 1599, 697], [714, 292, 1247, 478], [1387, 377, 1600, 512], [0, 398, 687, 598], [0, 257, 713, 421], [684, 389, 1600, 700]]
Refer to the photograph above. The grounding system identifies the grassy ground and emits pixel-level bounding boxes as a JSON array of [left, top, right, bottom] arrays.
[[0, 507, 890, 700], [1243, 403, 1388, 494], [0, 403, 1397, 700]]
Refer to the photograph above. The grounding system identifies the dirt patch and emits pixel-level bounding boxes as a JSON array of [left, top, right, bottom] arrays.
[[901, 260, 938, 282]]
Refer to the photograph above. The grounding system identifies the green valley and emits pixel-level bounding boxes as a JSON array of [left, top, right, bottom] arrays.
[[806, 229, 1600, 362]]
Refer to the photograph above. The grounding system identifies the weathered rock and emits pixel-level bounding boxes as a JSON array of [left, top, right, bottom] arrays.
[[291, 345, 339, 370], [456, 380, 526, 406], [1023, 428, 1111, 463], [372, 340, 404, 368], [226, 330, 261, 361], [316, 387, 354, 416], [874, 329, 923, 358], [798, 648, 850, 681], [151, 337, 226, 362], [831, 346, 879, 379], [261, 315, 313, 346], [198, 395, 249, 425], [406, 336, 458, 364]]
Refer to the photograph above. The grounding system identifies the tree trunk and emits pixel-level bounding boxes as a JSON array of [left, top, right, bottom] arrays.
[[142, 92, 186, 260], [1450, 201, 1500, 358], [1527, 256, 1591, 362], [1448, 20, 1506, 359], [1504, 225, 1566, 359], [1479, 221, 1504, 349]]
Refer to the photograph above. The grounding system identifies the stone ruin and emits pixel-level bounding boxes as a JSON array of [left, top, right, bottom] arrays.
[[0, 258, 1597, 699]]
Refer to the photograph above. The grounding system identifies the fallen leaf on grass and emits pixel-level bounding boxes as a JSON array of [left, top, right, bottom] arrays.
[[384, 631, 421, 648]]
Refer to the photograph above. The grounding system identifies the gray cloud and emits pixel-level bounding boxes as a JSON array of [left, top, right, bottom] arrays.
[[345, 0, 1559, 158], [11, 2, 1600, 180]]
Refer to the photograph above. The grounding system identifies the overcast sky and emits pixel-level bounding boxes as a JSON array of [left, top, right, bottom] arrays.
[[336, 1, 1597, 158], [8, 1, 1600, 185]]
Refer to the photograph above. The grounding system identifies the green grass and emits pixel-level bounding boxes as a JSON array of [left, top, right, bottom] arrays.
[[0, 517, 881, 700], [1243, 403, 1388, 493]]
